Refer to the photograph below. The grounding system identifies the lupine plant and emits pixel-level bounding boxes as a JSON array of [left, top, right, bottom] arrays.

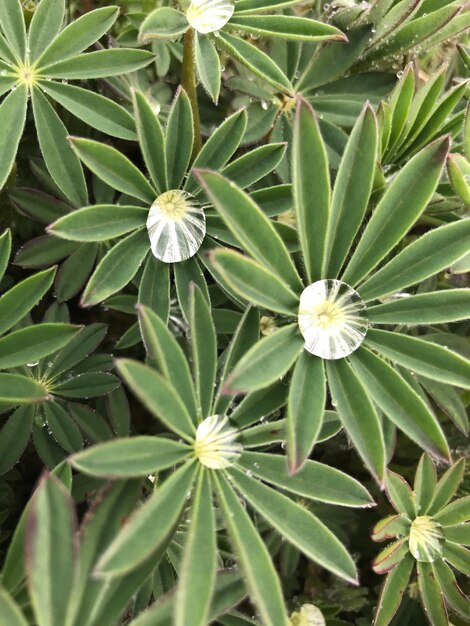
[[0, 0, 469, 625]]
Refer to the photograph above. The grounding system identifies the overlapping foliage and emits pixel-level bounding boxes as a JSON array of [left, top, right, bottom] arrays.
[[0, 0, 469, 625]]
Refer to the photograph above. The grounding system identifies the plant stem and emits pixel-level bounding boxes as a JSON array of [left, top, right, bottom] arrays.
[[181, 27, 202, 159]]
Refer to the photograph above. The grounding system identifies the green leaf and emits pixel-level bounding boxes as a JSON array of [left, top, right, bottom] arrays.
[[414, 455, 437, 515], [40, 49, 154, 79], [195, 33, 220, 104], [416, 561, 448, 626], [0, 587, 28, 626], [70, 436, 190, 477], [0, 229, 11, 281], [32, 87, 88, 207], [365, 329, 470, 389], [0, 0, 26, 60], [0, 373, 49, 404], [221, 143, 287, 189], [48, 205, 147, 242], [138, 305, 197, 417], [442, 542, 470, 576], [238, 451, 374, 508], [175, 470, 216, 626], [349, 347, 450, 462], [435, 497, 470, 527], [384, 64, 415, 158], [214, 31, 293, 95], [69, 137, 155, 203], [230, 466, 358, 584], [373, 555, 414, 626], [116, 359, 196, 440], [51, 372, 120, 399], [47, 323, 106, 378], [0, 266, 55, 335], [359, 219, 470, 301], [432, 559, 470, 619], [228, 15, 345, 41], [428, 458, 465, 515], [296, 25, 371, 93], [0, 323, 79, 369], [0, 405, 35, 475], [386, 470, 416, 518], [367, 290, 470, 325], [196, 170, 302, 290], [138, 256, 170, 323], [95, 462, 198, 577], [189, 284, 217, 419], [287, 353, 325, 473], [213, 472, 290, 626], [165, 88, 194, 189], [0, 84, 28, 190], [323, 104, 378, 278], [43, 400, 83, 453], [174, 255, 209, 322], [27, 0, 64, 62], [292, 97, 330, 283], [188, 110, 247, 192], [41, 81, 136, 140], [447, 153, 470, 206], [225, 325, 303, 394], [342, 136, 449, 287], [209, 249, 299, 315], [36, 6, 119, 67], [132, 90, 167, 193], [419, 376, 469, 435], [139, 7, 189, 41], [214, 306, 259, 415], [81, 229, 149, 307], [372, 539, 409, 575], [26, 473, 76, 626], [327, 358, 385, 484]]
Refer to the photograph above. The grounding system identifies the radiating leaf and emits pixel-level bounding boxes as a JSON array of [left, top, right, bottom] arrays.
[[230, 466, 358, 583], [292, 97, 330, 283], [349, 347, 450, 462], [95, 462, 198, 578], [287, 352, 325, 473], [189, 284, 217, 419], [138, 305, 197, 417], [175, 470, 216, 626], [26, 473, 76, 626], [365, 329, 470, 389], [116, 359, 196, 440], [342, 137, 449, 287], [81, 229, 149, 307], [69, 138, 155, 204], [225, 325, 303, 393], [32, 87, 88, 207], [0, 84, 28, 190], [238, 451, 374, 508], [37, 6, 119, 67], [359, 219, 470, 301], [70, 436, 190, 477], [327, 358, 385, 484], [213, 472, 290, 626]]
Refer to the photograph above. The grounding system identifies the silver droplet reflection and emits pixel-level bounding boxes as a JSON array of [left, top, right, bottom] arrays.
[[146, 190, 206, 263], [298, 279, 368, 360], [186, 0, 235, 34]]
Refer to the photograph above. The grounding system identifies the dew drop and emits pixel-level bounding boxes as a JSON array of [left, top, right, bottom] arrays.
[[146, 190, 206, 263], [186, 0, 234, 34], [298, 279, 368, 360]]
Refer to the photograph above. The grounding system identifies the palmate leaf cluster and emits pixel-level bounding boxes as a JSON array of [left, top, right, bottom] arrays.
[[0, 0, 469, 625]]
